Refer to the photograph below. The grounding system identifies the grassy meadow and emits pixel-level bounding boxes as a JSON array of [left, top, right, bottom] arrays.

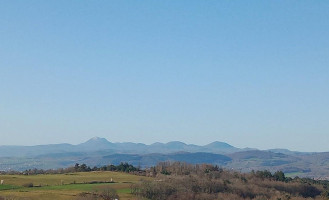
[[0, 171, 151, 200]]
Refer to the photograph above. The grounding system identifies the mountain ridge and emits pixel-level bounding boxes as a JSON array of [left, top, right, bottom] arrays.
[[1, 137, 329, 179], [0, 136, 240, 157]]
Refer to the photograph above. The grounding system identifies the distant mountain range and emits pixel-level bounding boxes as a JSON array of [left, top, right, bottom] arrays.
[[0, 137, 241, 157], [0, 137, 328, 179]]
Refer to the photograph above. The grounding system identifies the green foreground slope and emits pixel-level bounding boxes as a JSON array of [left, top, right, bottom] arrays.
[[0, 171, 151, 200]]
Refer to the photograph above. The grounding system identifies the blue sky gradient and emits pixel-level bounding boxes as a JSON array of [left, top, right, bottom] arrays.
[[1, 1, 329, 151]]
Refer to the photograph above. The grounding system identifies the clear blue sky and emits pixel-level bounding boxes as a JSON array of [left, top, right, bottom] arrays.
[[1, 1, 329, 152]]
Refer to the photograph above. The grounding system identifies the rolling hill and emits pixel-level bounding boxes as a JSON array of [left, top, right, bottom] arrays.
[[1, 137, 329, 179]]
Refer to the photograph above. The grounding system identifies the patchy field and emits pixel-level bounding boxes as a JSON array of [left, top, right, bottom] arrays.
[[0, 171, 151, 200]]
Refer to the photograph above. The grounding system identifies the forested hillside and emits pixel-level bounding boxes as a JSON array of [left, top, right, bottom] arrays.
[[132, 162, 329, 200]]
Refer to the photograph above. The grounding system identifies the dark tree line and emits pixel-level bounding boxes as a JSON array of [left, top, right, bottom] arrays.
[[74, 162, 139, 173], [0, 162, 142, 175]]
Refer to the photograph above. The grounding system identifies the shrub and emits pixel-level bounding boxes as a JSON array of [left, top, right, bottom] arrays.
[[22, 182, 33, 187], [298, 184, 321, 198]]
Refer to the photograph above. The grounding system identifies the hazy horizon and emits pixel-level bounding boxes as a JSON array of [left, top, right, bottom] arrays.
[[0, 136, 310, 153], [1, 1, 329, 152]]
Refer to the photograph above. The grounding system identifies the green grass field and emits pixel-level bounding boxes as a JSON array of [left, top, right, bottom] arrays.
[[0, 171, 151, 200]]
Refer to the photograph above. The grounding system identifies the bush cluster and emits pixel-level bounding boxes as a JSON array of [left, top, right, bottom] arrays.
[[131, 162, 327, 200]]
